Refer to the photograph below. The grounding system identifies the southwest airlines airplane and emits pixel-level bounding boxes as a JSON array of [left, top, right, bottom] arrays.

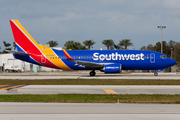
[[8, 20, 176, 76]]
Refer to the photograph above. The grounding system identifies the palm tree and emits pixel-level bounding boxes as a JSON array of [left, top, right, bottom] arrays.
[[46, 40, 58, 47], [102, 39, 114, 50], [64, 41, 74, 49], [13, 42, 16, 50], [83, 40, 96, 50], [64, 40, 87, 50], [119, 39, 133, 50], [3, 41, 11, 49]]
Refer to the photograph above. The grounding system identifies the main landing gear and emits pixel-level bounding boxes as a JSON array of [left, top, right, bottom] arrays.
[[154, 72, 158, 76], [89, 70, 96, 76]]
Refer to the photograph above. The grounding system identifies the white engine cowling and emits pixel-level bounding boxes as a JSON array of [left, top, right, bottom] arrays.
[[103, 64, 121, 73]]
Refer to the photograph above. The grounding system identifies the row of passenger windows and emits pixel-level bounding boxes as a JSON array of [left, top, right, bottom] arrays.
[[50, 56, 93, 59], [49, 56, 149, 59]]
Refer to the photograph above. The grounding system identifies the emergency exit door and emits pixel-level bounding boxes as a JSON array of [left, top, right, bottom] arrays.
[[150, 53, 155, 63], [41, 55, 46, 63]]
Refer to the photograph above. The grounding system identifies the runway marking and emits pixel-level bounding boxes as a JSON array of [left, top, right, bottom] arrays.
[[103, 89, 117, 94], [0, 85, 25, 90], [0, 85, 9, 88]]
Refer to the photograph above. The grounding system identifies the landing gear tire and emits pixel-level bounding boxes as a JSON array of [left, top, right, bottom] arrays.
[[89, 71, 96, 76], [154, 72, 158, 76]]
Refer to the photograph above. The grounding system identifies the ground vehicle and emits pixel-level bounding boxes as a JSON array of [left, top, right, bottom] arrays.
[[4, 65, 22, 72]]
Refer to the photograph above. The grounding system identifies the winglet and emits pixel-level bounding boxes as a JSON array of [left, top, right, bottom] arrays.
[[62, 48, 74, 61]]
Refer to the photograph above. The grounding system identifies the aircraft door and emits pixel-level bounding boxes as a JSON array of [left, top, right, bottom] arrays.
[[150, 53, 155, 63], [41, 55, 46, 63]]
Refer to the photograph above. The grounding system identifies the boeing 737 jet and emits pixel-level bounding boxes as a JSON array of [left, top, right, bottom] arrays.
[[8, 20, 176, 76]]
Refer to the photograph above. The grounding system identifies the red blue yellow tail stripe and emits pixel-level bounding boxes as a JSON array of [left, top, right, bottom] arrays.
[[10, 20, 72, 70]]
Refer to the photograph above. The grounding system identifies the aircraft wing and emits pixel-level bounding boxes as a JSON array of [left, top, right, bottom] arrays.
[[74, 60, 103, 68], [5, 50, 30, 56], [62, 49, 104, 69]]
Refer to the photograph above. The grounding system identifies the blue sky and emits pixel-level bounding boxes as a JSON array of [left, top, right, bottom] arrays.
[[1, 0, 180, 51]]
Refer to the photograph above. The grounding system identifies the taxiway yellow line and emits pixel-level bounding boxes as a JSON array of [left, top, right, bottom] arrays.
[[0, 85, 25, 90]]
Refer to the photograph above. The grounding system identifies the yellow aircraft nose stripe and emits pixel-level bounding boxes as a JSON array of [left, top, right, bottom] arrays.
[[103, 89, 118, 94], [0, 85, 25, 90]]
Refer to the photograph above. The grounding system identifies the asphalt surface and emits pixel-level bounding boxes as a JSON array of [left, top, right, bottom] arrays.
[[1, 72, 180, 120], [0, 75, 180, 79], [1, 103, 180, 120], [1, 85, 180, 94], [0, 71, 179, 80]]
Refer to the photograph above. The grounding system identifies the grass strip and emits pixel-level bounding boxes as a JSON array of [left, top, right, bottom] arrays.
[[1, 79, 180, 85], [0, 94, 180, 103]]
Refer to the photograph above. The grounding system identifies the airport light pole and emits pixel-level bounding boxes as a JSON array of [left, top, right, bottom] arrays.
[[0, 46, 1, 74], [157, 25, 166, 53], [171, 48, 174, 72]]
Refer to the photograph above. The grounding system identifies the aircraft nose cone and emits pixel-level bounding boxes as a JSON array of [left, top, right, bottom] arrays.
[[170, 59, 176, 66]]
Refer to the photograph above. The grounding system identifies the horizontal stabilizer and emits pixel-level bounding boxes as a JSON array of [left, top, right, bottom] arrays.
[[5, 50, 30, 56]]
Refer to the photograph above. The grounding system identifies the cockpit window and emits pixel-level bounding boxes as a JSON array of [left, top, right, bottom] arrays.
[[160, 55, 167, 59]]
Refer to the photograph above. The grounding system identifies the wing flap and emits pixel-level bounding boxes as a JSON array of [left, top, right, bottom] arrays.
[[75, 60, 103, 68]]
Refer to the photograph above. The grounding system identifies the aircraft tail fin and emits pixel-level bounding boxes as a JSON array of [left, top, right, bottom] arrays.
[[9, 20, 40, 54]]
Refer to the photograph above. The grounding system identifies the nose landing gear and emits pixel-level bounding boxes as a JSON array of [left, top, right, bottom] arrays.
[[154, 72, 158, 76], [89, 70, 96, 76]]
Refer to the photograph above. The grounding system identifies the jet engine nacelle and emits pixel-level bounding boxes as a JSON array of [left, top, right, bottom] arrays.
[[103, 64, 121, 73]]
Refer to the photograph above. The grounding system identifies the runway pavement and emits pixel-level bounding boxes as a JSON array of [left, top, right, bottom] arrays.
[[1, 72, 180, 120], [1, 85, 180, 94], [0, 75, 180, 79], [0, 102, 180, 120]]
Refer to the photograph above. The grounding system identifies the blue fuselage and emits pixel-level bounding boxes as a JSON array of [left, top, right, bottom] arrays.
[[50, 49, 176, 70]]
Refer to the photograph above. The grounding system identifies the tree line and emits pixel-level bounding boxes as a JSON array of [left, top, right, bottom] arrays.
[[0, 39, 133, 53], [140, 40, 180, 66], [64, 39, 133, 50]]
